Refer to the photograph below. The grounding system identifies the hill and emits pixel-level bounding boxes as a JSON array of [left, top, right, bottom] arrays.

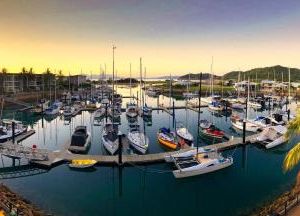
[[178, 73, 221, 80], [223, 65, 300, 81]]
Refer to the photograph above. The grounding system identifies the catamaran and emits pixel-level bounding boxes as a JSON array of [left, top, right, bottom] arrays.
[[167, 150, 233, 178]]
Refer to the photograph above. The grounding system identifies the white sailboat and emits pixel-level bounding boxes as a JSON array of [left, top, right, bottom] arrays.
[[167, 150, 233, 178], [0, 119, 28, 142], [127, 123, 149, 154]]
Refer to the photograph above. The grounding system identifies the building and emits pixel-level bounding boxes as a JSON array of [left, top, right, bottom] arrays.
[[234, 81, 257, 92], [69, 75, 87, 86]]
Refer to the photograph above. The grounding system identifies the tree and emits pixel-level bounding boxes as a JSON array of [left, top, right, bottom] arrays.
[[283, 109, 300, 171]]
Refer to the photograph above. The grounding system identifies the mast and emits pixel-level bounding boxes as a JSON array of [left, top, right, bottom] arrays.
[[246, 77, 250, 120], [211, 56, 214, 96], [54, 70, 57, 101], [129, 63, 132, 103], [288, 68, 291, 101], [112, 45, 116, 121], [197, 73, 202, 155], [139, 57, 142, 108], [144, 67, 147, 106]]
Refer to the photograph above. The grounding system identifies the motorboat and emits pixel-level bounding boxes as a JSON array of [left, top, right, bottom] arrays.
[[256, 125, 287, 149], [127, 124, 149, 154], [102, 121, 119, 155], [157, 127, 177, 150], [231, 103, 245, 110], [248, 101, 262, 109], [68, 126, 91, 153], [0, 120, 28, 142], [168, 150, 233, 178], [199, 124, 225, 140]]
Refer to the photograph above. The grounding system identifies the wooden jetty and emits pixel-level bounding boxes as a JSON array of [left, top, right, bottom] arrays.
[[32, 132, 261, 168]]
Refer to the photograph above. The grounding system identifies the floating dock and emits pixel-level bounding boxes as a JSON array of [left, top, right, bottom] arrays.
[[32, 132, 260, 168]]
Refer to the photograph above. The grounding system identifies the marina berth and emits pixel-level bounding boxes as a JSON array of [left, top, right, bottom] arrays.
[[102, 120, 119, 155], [169, 150, 233, 178], [255, 125, 287, 149], [68, 126, 91, 153], [0, 119, 27, 143], [157, 127, 178, 150]]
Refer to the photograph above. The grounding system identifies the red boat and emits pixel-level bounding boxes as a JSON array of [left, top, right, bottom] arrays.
[[199, 125, 225, 139]]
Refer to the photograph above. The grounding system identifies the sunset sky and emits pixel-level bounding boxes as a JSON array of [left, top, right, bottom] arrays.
[[0, 0, 300, 77]]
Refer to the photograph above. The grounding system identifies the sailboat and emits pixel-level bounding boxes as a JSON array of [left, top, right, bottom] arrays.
[[199, 59, 226, 140], [102, 45, 120, 155], [231, 71, 246, 110], [182, 74, 197, 99], [140, 67, 152, 117], [157, 75, 178, 150], [126, 63, 138, 118], [127, 123, 149, 154], [176, 100, 194, 146]]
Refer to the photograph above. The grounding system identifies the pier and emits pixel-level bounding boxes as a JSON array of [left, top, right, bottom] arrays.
[[32, 132, 260, 168]]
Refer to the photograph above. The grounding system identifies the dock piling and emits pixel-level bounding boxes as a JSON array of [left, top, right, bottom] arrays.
[[243, 120, 246, 144], [118, 132, 123, 165], [12, 121, 15, 144]]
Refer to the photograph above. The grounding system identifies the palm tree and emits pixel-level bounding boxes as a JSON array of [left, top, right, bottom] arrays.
[[283, 108, 300, 171]]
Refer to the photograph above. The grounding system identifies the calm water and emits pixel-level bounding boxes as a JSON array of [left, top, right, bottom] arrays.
[[1, 85, 299, 216]]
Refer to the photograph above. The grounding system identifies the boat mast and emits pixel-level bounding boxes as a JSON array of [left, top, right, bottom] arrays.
[[197, 73, 202, 155], [139, 58, 142, 108], [54, 69, 57, 102], [211, 56, 214, 97], [129, 63, 132, 103], [288, 68, 291, 102], [112, 45, 116, 122], [144, 67, 147, 106], [246, 77, 250, 120]]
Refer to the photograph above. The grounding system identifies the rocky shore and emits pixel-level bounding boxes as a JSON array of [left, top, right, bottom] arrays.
[[0, 184, 45, 216]]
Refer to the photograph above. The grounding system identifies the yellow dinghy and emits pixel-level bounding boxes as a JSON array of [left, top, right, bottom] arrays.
[[69, 159, 97, 169]]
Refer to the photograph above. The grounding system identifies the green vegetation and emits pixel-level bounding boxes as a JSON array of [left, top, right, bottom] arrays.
[[178, 73, 220, 80], [223, 65, 300, 82]]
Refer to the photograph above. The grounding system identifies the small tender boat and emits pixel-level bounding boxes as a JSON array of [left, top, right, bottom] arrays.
[[102, 121, 119, 155], [69, 159, 97, 169], [157, 127, 177, 150], [0, 120, 28, 143], [256, 125, 287, 149], [168, 150, 233, 178], [68, 126, 91, 153], [127, 124, 149, 154]]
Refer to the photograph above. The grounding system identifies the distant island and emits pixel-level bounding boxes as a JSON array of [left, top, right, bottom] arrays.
[[175, 65, 300, 82]]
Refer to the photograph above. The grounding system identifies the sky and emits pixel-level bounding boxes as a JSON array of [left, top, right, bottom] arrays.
[[0, 0, 300, 77]]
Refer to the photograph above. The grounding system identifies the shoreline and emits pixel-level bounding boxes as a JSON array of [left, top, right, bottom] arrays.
[[0, 184, 45, 216]]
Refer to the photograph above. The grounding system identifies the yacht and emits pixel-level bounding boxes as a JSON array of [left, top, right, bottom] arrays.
[[102, 120, 119, 155], [127, 124, 149, 154], [256, 125, 287, 149]]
